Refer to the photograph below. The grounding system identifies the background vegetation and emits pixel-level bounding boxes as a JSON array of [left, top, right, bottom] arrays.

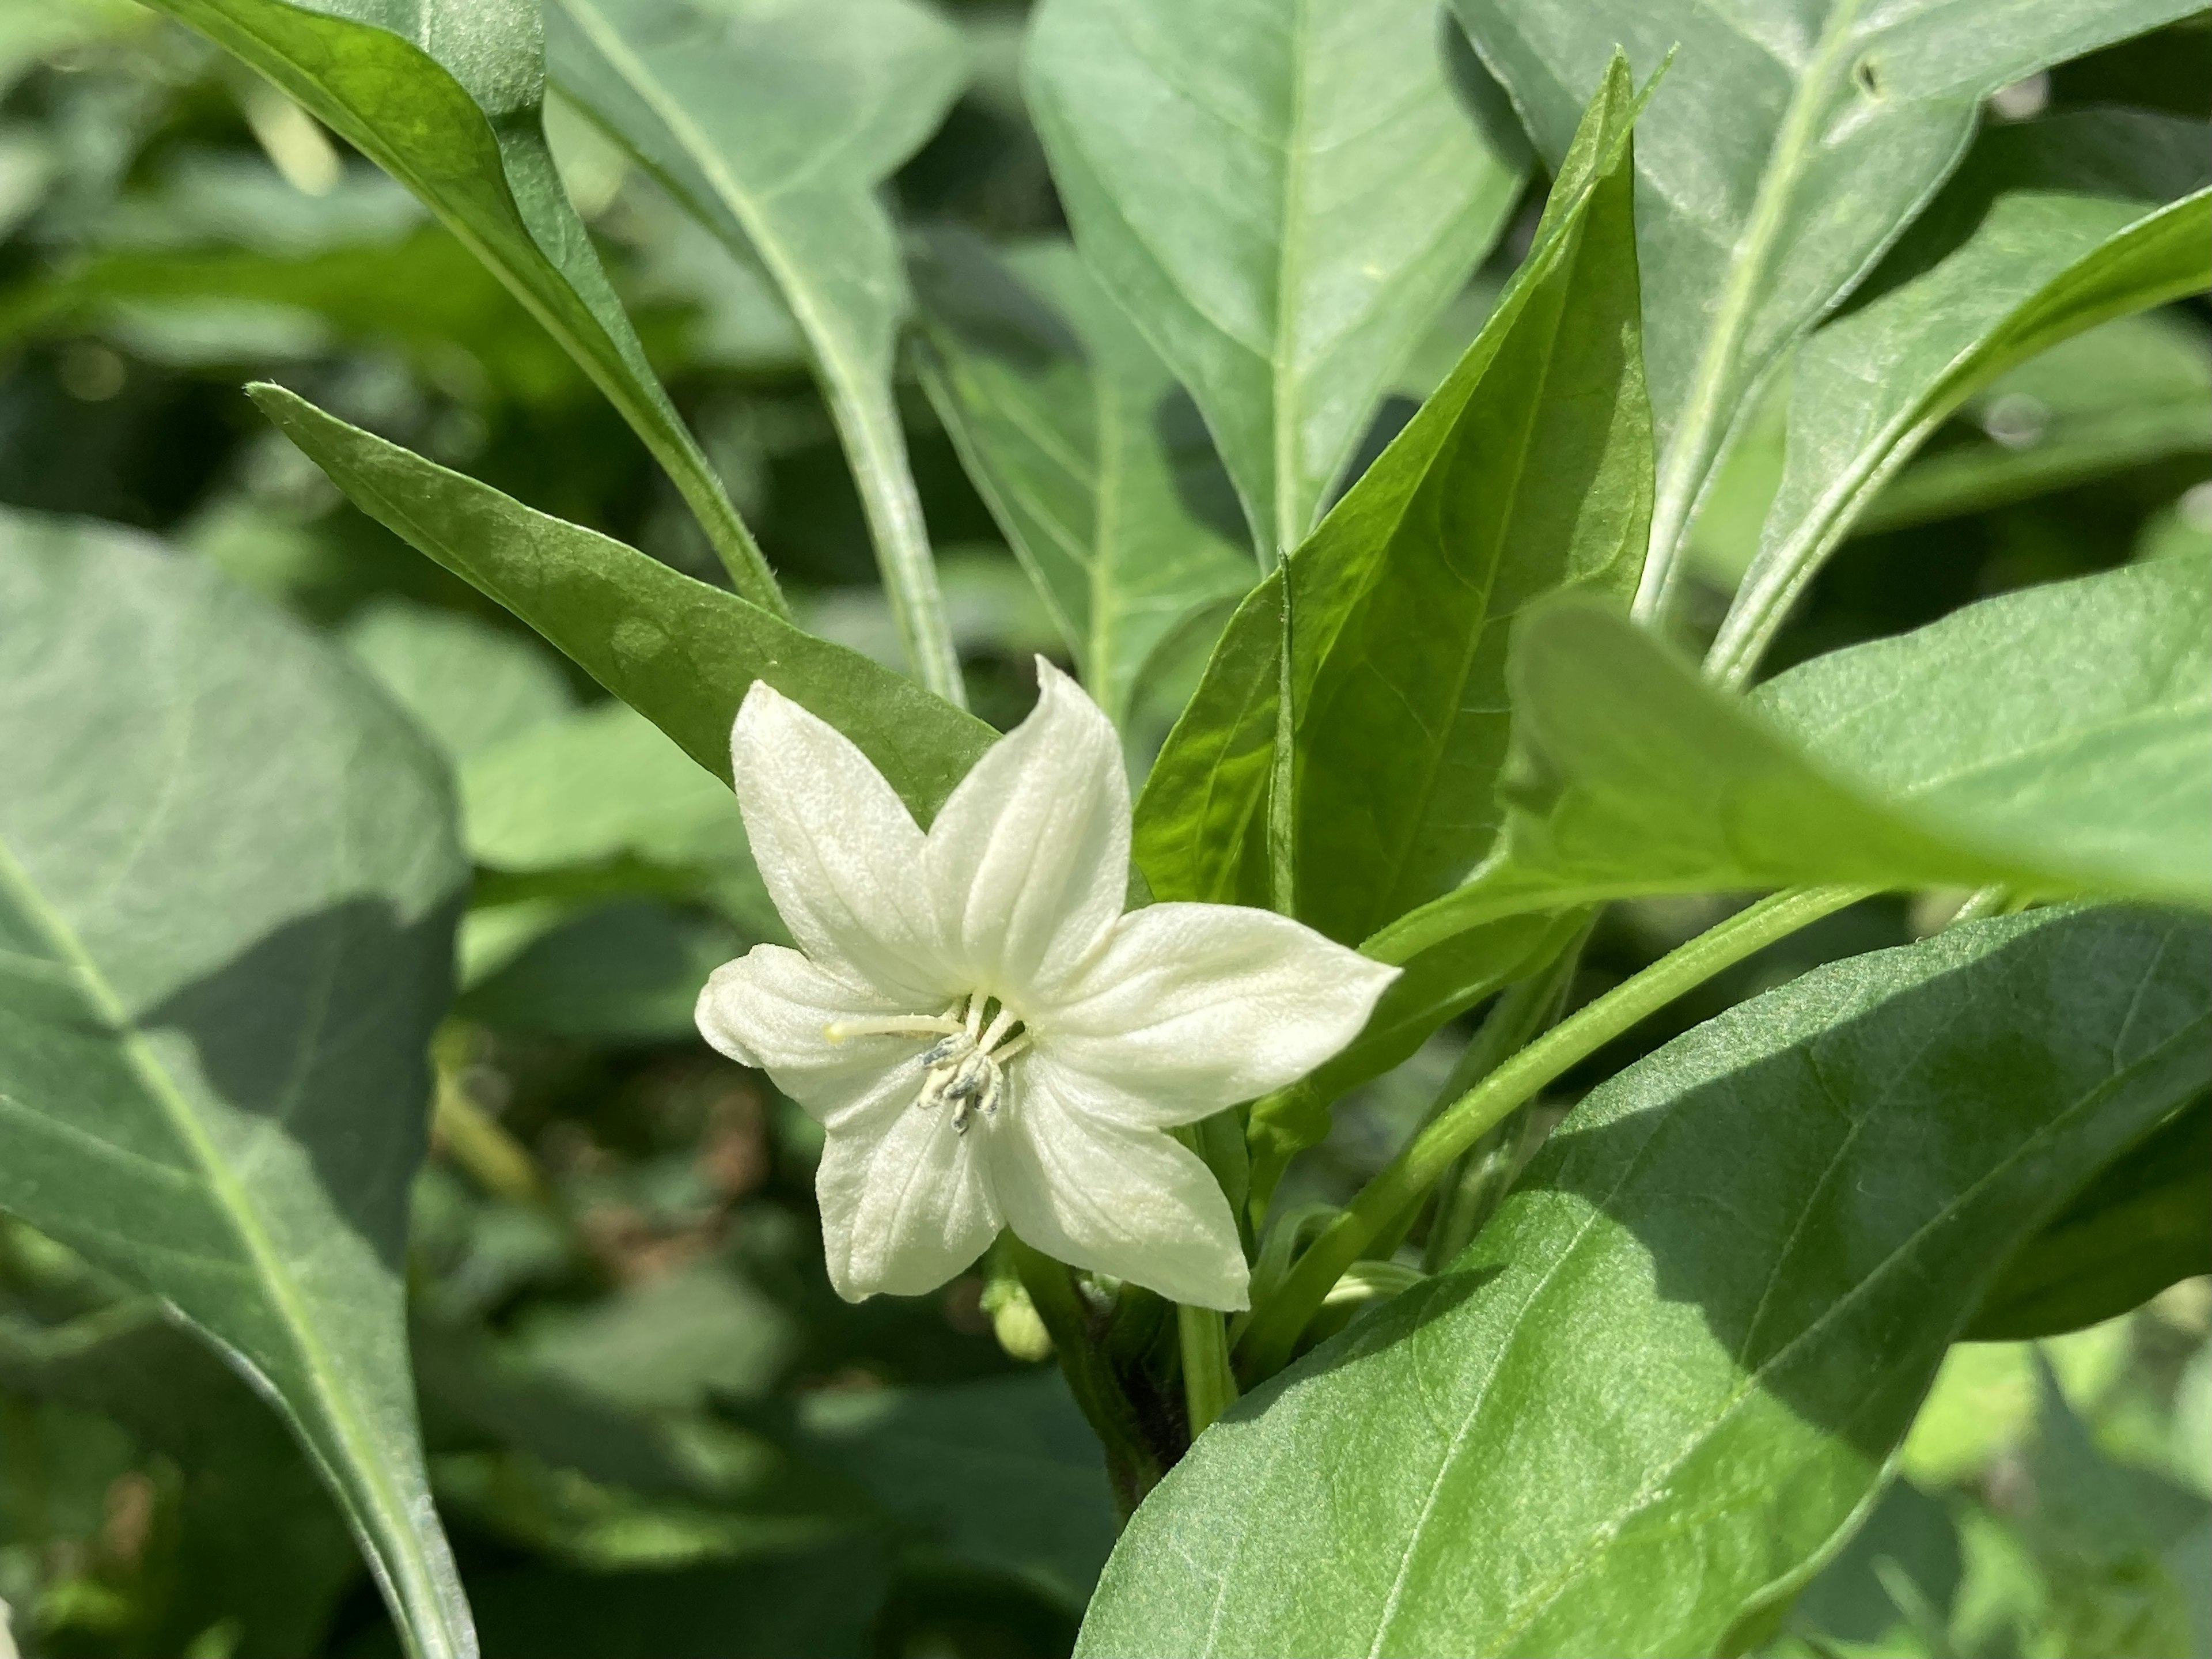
[[0, 4, 2205, 1656]]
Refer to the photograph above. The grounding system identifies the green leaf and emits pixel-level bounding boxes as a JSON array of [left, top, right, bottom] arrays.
[[0, 1302, 361, 1658], [1379, 559, 2212, 962], [1453, 0, 2206, 610], [460, 900, 741, 1044], [145, 0, 781, 608], [1026, 0, 1531, 555], [1967, 1094, 2212, 1340], [344, 601, 578, 763], [248, 383, 997, 821], [1711, 109, 2212, 681], [0, 513, 473, 1658], [546, 0, 967, 694], [1858, 311, 2212, 531], [913, 232, 1255, 724], [1076, 905, 2212, 1657]]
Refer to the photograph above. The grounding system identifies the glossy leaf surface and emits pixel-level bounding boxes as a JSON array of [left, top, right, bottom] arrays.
[[0, 513, 473, 1658], [1080, 906, 2212, 1657]]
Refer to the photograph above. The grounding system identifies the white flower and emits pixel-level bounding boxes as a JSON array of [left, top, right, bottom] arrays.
[[695, 661, 1398, 1312]]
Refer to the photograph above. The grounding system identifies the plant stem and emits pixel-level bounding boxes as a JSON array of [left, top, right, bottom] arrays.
[[1236, 884, 1872, 1380], [831, 387, 968, 707], [1005, 1236, 1165, 1515], [1177, 1303, 1238, 1437]]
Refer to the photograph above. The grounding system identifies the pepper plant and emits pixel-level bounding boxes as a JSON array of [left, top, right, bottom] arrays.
[[1, 0, 2207, 1656]]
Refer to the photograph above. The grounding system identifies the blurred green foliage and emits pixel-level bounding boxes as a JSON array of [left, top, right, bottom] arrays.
[[0, 4, 2202, 1656]]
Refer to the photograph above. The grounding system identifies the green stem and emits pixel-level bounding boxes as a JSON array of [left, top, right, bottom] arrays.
[[1237, 884, 1871, 1380], [830, 386, 968, 707], [1177, 1304, 1238, 1437], [1005, 1237, 1164, 1514]]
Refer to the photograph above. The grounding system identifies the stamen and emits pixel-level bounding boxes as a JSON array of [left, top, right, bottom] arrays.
[[824, 1012, 964, 1043], [977, 1002, 1021, 1053]]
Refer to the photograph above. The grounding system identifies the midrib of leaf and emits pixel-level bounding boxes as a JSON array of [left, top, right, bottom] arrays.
[[552, 0, 961, 703], [1088, 355, 1130, 718], [1638, 0, 1869, 618], [1269, 0, 1313, 560], [1370, 979, 2209, 1654], [0, 829, 458, 1658]]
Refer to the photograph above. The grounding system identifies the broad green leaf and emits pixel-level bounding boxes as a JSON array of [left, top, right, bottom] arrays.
[[146, 0, 781, 607], [546, 0, 966, 690], [344, 601, 578, 763], [1027, 0, 1531, 555], [913, 232, 1254, 724], [1967, 1094, 2211, 1340], [0, 1303, 359, 1657], [1378, 559, 2212, 962], [248, 383, 997, 821], [1711, 110, 2212, 682], [1453, 0, 2204, 609], [1077, 906, 2212, 1658], [0, 513, 474, 1658]]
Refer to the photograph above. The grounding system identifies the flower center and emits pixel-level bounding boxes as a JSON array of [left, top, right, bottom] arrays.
[[825, 993, 1030, 1135]]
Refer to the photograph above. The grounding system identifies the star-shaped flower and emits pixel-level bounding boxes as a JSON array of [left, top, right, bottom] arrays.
[[695, 662, 1397, 1310]]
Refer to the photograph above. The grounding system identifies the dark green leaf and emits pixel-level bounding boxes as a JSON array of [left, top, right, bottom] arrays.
[[147, 0, 780, 605], [914, 232, 1255, 724], [460, 901, 740, 1044], [1077, 906, 2212, 1657], [1711, 110, 2212, 681], [249, 383, 997, 821], [0, 512, 472, 1658], [1968, 1094, 2212, 1340], [1454, 0, 2205, 607], [1027, 0, 1531, 554], [547, 0, 965, 684], [1380, 559, 2212, 961]]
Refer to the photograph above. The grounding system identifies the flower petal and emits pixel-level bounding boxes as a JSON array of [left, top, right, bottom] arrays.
[[817, 1105, 1001, 1301], [991, 1061, 1249, 1310], [730, 682, 952, 1002], [923, 658, 1128, 998], [1039, 902, 1399, 1121], [694, 945, 922, 1130]]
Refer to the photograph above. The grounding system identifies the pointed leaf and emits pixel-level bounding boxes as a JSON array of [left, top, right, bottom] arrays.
[[0, 512, 474, 1659], [1380, 559, 2212, 962], [546, 0, 964, 685], [1453, 0, 2204, 604], [914, 232, 1255, 724], [248, 383, 995, 821], [146, 0, 780, 606], [1027, 0, 1531, 554], [1713, 109, 2212, 683], [1078, 906, 2212, 1657]]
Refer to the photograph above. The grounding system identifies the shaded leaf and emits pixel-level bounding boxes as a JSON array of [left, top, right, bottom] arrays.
[[1712, 109, 2211, 680], [0, 512, 472, 1658], [147, 0, 779, 604], [547, 0, 965, 684], [460, 900, 741, 1044], [1028, 0, 1531, 554], [1453, 0, 2205, 603], [1077, 906, 2212, 1657], [344, 601, 577, 764], [914, 232, 1254, 724]]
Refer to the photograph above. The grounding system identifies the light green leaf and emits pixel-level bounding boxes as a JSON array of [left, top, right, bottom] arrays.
[[1710, 109, 2212, 682], [1027, 0, 1531, 555], [344, 600, 578, 763], [1453, 0, 2205, 611], [0, 513, 474, 1658], [1859, 310, 2212, 531], [248, 383, 997, 822], [546, 0, 967, 696], [1077, 906, 2212, 1657], [146, 0, 781, 607], [914, 233, 1255, 724], [1379, 559, 2212, 962]]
